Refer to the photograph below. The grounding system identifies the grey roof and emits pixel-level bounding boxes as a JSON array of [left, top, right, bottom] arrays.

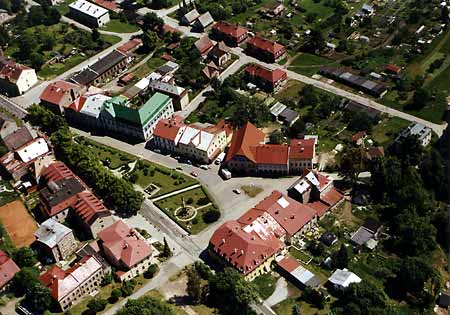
[[183, 9, 199, 23], [345, 101, 381, 119], [90, 50, 126, 76], [279, 107, 299, 124], [397, 123, 432, 142], [34, 218, 72, 249], [71, 68, 98, 85], [196, 12, 214, 28], [40, 178, 85, 208], [438, 292, 450, 308], [362, 218, 381, 234], [350, 226, 373, 246], [71, 50, 126, 85], [270, 102, 287, 116], [328, 268, 361, 288], [2, 124, 37, 151], [291, 265, 321, 288]]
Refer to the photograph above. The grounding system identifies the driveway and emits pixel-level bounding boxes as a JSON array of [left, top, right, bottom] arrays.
[[265, 278, 289, 307]]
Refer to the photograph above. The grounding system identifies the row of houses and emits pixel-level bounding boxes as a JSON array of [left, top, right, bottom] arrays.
[[208, 169, 344, 281], [224, 122, 316, 176], [152, 116, 233, 163]]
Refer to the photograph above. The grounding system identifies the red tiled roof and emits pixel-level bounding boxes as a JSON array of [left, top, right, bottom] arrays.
[[0, 250, 20, 289], [289, 139, 315, 160], [366, 146, 384, 160], [254, 191, 316, 236], [307, 201, 329, 217], [73, 191, 110, 226], [247, 36, 285, 54], [39, 265, 66, 290], [254, 144, 289, 165], [209, 220, 282, 275], [0, 57, 30, 83], [352, 131, 366, 142], [117, 39, 143, 54], [225, 122, 265, 162], [245, 64, 287, 83], [212, 21, 248, 39], [385, 64, 401, 74], [92, 0, 118, 11], [98, 221, 152, 268], [321, 187, 343, 208], [41, 161, 76, 183], [39, 81, 81, 107], [153, 116, 184, 141], [202, 119, 233, 138], [194, 36, 215, 55], [278, 256, 300, 273]]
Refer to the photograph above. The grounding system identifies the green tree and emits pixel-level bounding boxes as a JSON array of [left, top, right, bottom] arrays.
[[338, 146, 365, 188], [12, 248, 37, 268], [202, 209, 220, 223], [410, 88, 430, 109], [269, 130, 284, 144], [87, 298, 108, 313], [144, 264, 158, 279], [116, 296, 173, 315], [186, 266, 202, 304], [208, 268, 259, 314], [109, 288, 122, 303], [91, 28, 101, 42], [289, 119, 305, 138], [292, 304, 301, 315], [12, 267, 40, 296], [142, 12, 164, 32], [121, 281, 135, 297], [101, 272, 113, 286], [162, 237, 172, 258], [142, 31, 159, 52], [25, 283, 52, 313], [333, 244, 349, 269]]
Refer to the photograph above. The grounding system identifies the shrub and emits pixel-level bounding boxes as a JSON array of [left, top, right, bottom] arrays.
[[121, 281, 135, 297], [186, 197, 194, 204], [143, 264, 159, 279], [192, 218, 198, 225], [194, 261, 213, 280], [197, 197, 210, 206], [203, 209, 221, 223], [109, 288, 122, 303]]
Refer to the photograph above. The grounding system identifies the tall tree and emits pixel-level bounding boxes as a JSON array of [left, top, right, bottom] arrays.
[[186, 266, 202, 304], [12, 248, 37, 268], [25, 283, 52, 313], [116, 296, 173, 315], [334, 244, 349, 269]]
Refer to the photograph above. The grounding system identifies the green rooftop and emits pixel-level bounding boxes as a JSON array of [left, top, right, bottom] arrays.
[[103, 93, 171, 127]]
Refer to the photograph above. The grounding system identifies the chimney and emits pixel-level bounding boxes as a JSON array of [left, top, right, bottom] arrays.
[[240, 249, 244, 255]]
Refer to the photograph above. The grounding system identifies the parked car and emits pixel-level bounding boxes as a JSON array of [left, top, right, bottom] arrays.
[[190, 172, 198, 177], [233, 188, 241, 194], [176, 166, 183, 170], [200, 165, 209, 170]]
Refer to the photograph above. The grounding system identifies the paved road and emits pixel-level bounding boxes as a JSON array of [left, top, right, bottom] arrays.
[[0, 95, 27, 119]]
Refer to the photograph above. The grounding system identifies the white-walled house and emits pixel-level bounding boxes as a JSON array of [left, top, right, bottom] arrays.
[[0, 57, 38, 96]]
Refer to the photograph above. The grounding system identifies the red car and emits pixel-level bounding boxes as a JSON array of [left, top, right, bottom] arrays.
[[190, 172, 198, 177]]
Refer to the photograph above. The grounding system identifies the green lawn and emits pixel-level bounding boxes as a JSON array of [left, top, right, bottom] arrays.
[[253, 274, 278, 300], [39, 55, 86, 79], [288, 53, 338, 76], [154, 187, 218, 234], [84, 138, 135, 169], [289, 247, 312, 264], [133, 57, 166, 79], [273, 296, 331, 315], [101, 19, 140, 33], [132, 161, 197, 196], [371, 117, 410, 147], [0, 181, 19, 207]]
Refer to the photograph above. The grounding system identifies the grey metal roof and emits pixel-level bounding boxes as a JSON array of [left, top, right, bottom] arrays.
[[350, 226, 373, 246], [90, 50, 126, 76], [35, 218, 72, 248]]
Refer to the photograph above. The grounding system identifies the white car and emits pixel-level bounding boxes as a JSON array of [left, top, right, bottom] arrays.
[[200, 165, 209, 170], [233, 188, 241, 194]]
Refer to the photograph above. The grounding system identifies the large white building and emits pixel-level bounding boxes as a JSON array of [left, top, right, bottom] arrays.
[[69, 0, 110, 28], [153, 117, 231, 163]]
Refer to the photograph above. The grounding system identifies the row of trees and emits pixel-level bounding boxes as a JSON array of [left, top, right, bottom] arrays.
[[26, 105, 144, 215]]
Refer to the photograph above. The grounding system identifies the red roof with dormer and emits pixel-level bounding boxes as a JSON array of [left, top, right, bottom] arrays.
[[245, 64, 287, 83], [73, 191, 110, 226], [153, 116, 185, 141], [98, 221, 152, 268], [225, 122, 265, 163], [0, 250, 20, 289], [253, 144, 289, 165], [247, 36, 285, 55], [209, 220, 282, 275], [289, 139, 315, 160], [212, 21, 248, 39], [39, 81, 82, 107]]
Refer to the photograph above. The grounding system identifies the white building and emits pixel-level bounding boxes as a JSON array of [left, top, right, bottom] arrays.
[[0, 57, 38, 96], [69, 0, 110, 28], [395, 122, 432, 147], [328, 268, 361, 291], [149, 80, 189, 110]]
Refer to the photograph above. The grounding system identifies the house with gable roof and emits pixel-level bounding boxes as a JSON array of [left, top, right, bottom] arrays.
[[0, 56, 38, 96], [97, 220, 154, 281], [246, 36, 286, 62], [211, 21, 248, 46], [0, 250, 20, 291], [39, 81, 86, 114]]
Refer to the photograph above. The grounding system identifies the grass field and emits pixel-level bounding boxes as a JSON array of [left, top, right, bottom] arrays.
[[101, 19, 140, 33], [371, 117, 410, 147], [289, 247, 312, 264], [241, 185, 263, 197], [253, 274, 278, 300], [154, 187, 218, 234], [84, 139, 135, 169], [288, 53, 337, 77], [133, 57, 166, 78]]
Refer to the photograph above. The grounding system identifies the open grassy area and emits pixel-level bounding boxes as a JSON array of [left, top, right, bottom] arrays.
[[273, 296, 331, 315], [0, 181, 19, 207], [289, 247, 312, 264], [288, 53, 338, 77], [241, 185, 263, 198], [253, 273, 278, 300], [132, 160, 197, 196], [371, 117, 410, 147], [154, 187, 218, 234], [84, 138, 135, 169], [133, 57, 166, 78], [101, 19, 140, 33]]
